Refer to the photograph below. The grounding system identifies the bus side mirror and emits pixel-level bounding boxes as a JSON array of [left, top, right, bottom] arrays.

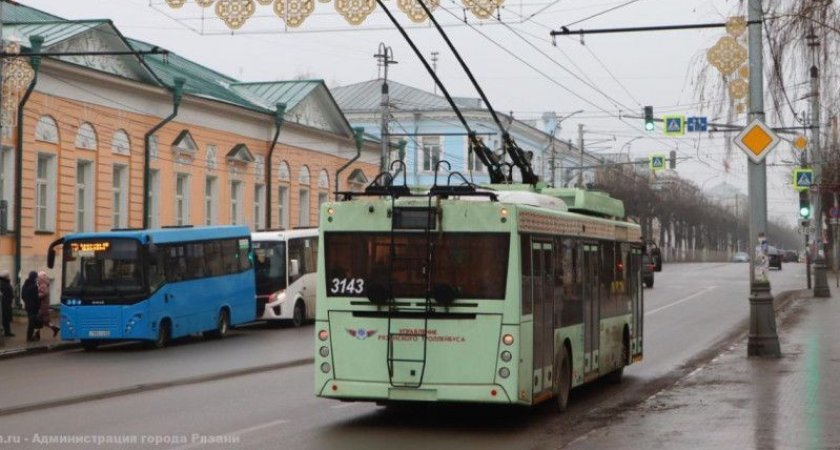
[[46, 237, 64, 269], [290, 259, 300, 278]]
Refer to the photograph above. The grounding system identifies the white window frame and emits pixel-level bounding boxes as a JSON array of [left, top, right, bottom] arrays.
[[35, 154, 57, 232], [75, 122, 98, 150], [465, 136, 485, 172], [317, 191, 328, 223], [112, 164, 128, 229], [278, 184, 289, 229], [205, 176, 217, 226], [254, 184, 265, 230], [175, 173, 190, 226], [230, 180, 242, 225], [111, 129, 131, 155], [148, 169, 159, 228], [0, 146, 14, 232], [421, 136, 442, 172], [76, 160, 94, 232], [298, 186, 310, 227]]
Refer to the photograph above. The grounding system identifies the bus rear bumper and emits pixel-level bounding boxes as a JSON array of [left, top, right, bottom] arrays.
[[316, 380, 515, 404]]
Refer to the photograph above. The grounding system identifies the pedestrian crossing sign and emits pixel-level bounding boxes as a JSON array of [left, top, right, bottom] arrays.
[[663, 115, 685, 136], [793, 168, 814, 191], [649, 154, 667, 171]]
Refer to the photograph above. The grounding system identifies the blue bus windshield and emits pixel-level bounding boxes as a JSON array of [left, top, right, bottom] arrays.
[[63, 238, 146, 301]]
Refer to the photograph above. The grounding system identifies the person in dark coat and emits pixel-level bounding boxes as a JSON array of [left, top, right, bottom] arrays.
[[0, 270, 13, 337], [37, 272, 59, 338], [21, 271, 41, 341]]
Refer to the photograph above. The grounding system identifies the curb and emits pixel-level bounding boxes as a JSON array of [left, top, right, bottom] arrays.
[[0, 341, 81, 361]]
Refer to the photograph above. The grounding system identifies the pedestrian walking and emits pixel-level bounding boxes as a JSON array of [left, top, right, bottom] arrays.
[[21, 271, 41, 341], [0, 270, 14, 337], [37, 271, 59, 338]]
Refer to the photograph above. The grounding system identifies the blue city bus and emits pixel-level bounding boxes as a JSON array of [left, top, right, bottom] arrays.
[[47, 226, 256, 350]]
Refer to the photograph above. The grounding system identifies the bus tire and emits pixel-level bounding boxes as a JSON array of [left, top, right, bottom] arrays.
[[555, 345, 572, 413], [81, 340, 100, 351], [292, 301, 305, 328], [204, 309, 230, 339], [152, 320, 171, 349]]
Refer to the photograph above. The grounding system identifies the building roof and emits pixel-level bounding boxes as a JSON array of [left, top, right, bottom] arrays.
[[230, 81, 322, 111], [332, 79, 483, 113]]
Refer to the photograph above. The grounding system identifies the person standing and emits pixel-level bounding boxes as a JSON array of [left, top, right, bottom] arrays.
[[37, 272, 59, 338], [0, 270, 14, 337], [21, 271, 41, 341]]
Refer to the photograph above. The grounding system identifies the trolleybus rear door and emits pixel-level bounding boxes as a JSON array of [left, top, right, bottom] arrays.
[[531, 240, 555, 397], [583, 244, 600, 379]]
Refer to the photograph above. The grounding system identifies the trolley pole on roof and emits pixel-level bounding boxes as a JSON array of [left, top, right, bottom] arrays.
[[746, 0, 780, 358]]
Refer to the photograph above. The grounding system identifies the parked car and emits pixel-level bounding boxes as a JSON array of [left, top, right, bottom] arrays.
[[642, 254, 655, 288], [732, 251, 750, 263], [783, 250, 799, 263], [768, 246, 782, 270]]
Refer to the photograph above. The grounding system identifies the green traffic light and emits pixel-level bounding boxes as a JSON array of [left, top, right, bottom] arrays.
[[645, 122, 655, 132], [800, 206, 811, 218]]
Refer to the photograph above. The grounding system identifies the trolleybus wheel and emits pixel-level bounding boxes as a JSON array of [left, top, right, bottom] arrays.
[[81, 340, 100, 351], [152, 320, 171, 349], [555, 346, 572, 412], [204, 309, 229, 339], [292, 301, 305, 328]]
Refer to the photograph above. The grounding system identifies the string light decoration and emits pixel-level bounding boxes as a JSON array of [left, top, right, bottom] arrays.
[[1, 40, 35, 128], [707, 16, 750, 115], [163, 0, 500, 27]]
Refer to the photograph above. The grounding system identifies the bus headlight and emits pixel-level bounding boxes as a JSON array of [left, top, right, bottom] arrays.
[[318, 330, 329, 341], [319, 346, 330, 357], [501, 351, 512, 362], [269, 291, 287, 304], [320, 362, 331, 373], [502, 334, 514, 346], [498, 367, 510, 379]]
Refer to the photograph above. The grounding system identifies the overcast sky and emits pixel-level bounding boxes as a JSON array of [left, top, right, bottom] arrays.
[[18, 0, 804, 226]]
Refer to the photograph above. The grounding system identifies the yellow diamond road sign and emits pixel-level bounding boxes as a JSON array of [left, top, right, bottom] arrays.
[[734, 119, 780, 163]]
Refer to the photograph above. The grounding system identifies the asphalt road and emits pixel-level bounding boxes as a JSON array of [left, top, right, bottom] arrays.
[[0, 262, 805, 450]]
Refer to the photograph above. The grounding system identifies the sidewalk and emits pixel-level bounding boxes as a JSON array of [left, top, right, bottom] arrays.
[[0, 312, 77, 359], [568, 289, 840, 450]]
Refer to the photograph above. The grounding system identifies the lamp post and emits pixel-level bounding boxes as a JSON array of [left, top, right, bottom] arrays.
[[548, 110, 583, 186]]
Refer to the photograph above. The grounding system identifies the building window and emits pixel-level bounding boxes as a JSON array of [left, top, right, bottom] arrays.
[[421, 136, 442, 172], [0, 146, 14, 232], [255, 155, 265, 178], [205, 176, 217, 226], [466, 139, 484, 172], [254, 184, 265, 230], [230, 180, 242, 225], [35, 116, 59, 144], [175, 173, 190, 226], [148, 169, 159, 228], [75, 122, 98, 150], [206, 145, 217, 171], [278, 185, 289, 229], [76, 161, 94, 232], [298, 166, 310, 227], [112, 165, 128, 229], [35, 154, 56, 232], [317, 192, 328, 223], [112, 129, 131, 155], [149, 135, 159, 160]]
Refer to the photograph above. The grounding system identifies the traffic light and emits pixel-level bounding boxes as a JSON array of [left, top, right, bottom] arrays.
[[644, 106, 654, 132], [799, 191, 811, 219]]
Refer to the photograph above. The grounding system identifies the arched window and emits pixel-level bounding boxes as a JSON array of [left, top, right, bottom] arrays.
[[111, 129, 130, 154], [277, 161, 290, 182], [75, 122, 98, 150], [318, 169, 329, 190], [35, 115, 59, 144]]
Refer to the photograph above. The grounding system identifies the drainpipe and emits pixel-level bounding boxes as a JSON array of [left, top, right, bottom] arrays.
[[264, 103, 286, 229], [13, 35, 42, 295], [143, 77, 185, 229], [335, 127, 365, 200]]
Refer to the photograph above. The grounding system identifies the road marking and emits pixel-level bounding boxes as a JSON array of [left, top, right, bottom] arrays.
[[645, 286, 717, 317], [169, 419, 289, 450]]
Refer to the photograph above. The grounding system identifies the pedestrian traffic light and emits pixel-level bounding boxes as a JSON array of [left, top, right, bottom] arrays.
[[799, 191, 811, 219], [644, 106, 654, 132]]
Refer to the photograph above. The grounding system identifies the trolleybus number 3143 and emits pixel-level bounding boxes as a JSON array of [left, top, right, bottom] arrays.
[[330, 278, 365, 295]]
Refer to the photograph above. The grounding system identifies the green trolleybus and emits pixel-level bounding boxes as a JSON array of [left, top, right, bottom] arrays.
[[314, 182, 643, 409]]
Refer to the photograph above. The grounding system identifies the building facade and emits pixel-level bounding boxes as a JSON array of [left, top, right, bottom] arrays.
[[0, 3, 378, 298]]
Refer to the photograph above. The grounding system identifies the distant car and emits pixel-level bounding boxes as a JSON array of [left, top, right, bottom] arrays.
[[732, 251, 750, 263], [783, 250, 799, 263], [642, 254, 655, 288], [767, 246, 782, 270], [647, 241, 663, 272]]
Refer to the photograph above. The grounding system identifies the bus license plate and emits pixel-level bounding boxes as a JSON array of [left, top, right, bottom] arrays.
[[88, 330, 110, 337]]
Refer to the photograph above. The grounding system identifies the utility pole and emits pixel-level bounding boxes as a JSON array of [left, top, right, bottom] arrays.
[[375, 43, 397, 172], [746, 0, 780, 357], [0, 0, 6, 347], [808, 26, 830, 297], [431, 51, 439, 95], [577, 123, 584, 187]]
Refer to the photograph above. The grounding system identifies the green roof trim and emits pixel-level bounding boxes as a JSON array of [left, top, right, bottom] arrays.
[[544, 188, 625, 219]]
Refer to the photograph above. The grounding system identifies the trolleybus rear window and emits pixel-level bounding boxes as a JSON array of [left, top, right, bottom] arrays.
[[324, 232, 509, 299]]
